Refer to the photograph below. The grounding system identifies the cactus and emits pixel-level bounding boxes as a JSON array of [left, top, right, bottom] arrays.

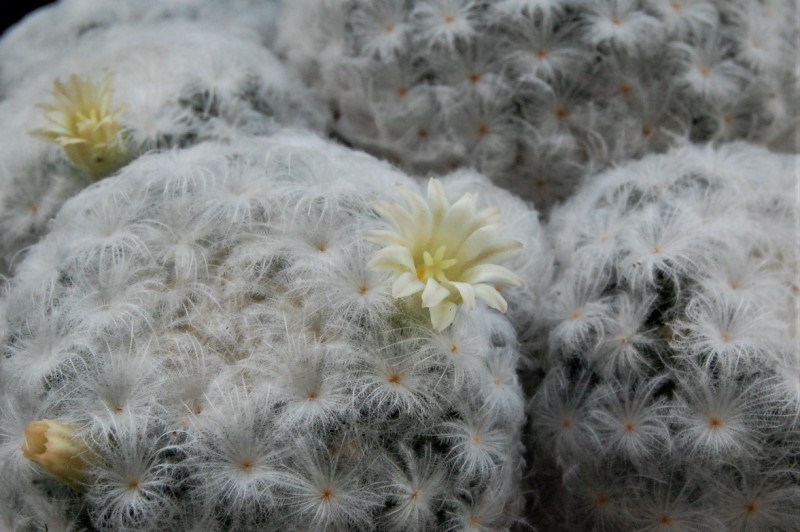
[[0, 133, 547, 531], [1, 2, 798, 530], [0, 20, 324, 275], [524, 142, 800, 530], [0, 0, 285, 94], [279, 0, 799, 210]]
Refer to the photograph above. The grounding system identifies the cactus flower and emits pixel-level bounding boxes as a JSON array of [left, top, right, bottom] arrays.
[[367, 178, 522, 331], [31, 74, 127, 178]]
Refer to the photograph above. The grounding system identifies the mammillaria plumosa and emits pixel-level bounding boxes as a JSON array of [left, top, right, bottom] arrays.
[[524, 142, 800, 530], [0, 0, 285, 94], [1, 1, 798, 530], [0, 20, 324, 276], [279, 0, 798, 209], [0, 133, 548, 531]]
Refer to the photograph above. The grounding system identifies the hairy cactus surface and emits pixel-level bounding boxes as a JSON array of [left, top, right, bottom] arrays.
[[0, 20, 324, 275], [280, 0, 799, 209], [0, 133, 548, 531], [525, 142, 800, 530], [0, 0, 285, 93], [1, 2, 799, 531]]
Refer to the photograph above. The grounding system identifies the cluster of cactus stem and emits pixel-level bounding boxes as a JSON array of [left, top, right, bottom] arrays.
[[0, 135, 543, 530], [524, 142, 800, 530], [280, 0, 798, 209], [0, 20, 324, 275], [0, 1, 797, 531]]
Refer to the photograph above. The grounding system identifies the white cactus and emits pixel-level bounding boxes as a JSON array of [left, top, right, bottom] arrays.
[[0, 133, 544, 531], [525, 143, 800, 530]]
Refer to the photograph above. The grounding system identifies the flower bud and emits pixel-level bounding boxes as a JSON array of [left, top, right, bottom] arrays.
[[22, 419, 88, 487]]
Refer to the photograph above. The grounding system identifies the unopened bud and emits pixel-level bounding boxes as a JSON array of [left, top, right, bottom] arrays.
[[22, 419, 88, 487]]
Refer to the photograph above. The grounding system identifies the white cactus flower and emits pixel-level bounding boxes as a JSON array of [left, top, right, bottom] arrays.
[[31, 74, 128, 178], [367, 178, 523, 331]]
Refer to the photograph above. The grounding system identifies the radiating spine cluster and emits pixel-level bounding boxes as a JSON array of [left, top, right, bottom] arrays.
[[0, 21, 325, 276], [0, 134, 541, 531], [280, 0, 798, 208], [524, 143, 800, 530], [0, 1, 797, 530]]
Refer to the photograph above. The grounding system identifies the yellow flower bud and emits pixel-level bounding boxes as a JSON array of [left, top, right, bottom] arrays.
[[21, 419, 88, 488]]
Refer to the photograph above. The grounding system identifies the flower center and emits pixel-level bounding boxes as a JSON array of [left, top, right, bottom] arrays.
[[416, 246, 458, 283]]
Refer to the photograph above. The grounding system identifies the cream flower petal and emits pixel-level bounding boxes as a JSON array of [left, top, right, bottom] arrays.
[[42, 109, 68, 123], [421, 278, 450, 308], [470, 239, 524, 264], [427, 178, 449, 217], [57, 137, 87, 146], [429, 301, 459, 331], [451, 281, 476, 310], [367, 178, 523, 331], [461, 264, 523, 286], [371, 198, 417, 236], [397, 184, 433, 231], [474, 284, 508, 313], [455, 223, 505, 264], [392, 271, 426, 298], [31, 74, 127, 178], [368, 245, 416, 273], [476, 206, 502, 226], [439, 193, 478, 247], [364, 229, 405, 247]]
